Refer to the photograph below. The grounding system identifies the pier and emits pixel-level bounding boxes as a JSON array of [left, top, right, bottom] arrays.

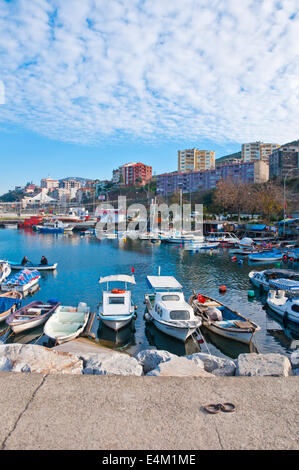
[[0, 372, 297, 450]]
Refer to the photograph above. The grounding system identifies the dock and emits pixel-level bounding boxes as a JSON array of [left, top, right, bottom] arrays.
[[0, 373, 297, 450]]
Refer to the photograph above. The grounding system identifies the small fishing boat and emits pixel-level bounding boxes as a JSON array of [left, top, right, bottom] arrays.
[[266, 279, 299, 324], [249, 268, 299, 291], [9, 261, 58, 271], [188, 291, 260, 344], [0, 291, 22, 323], [98, 274, 137, 331], [144, 275, 201, 342], [4, 224, 18, 229], [44, 302, 90, 344], [36, 220, 73, 234], [0, 261, 11, 284], [248, 250, 283, 263], [6, 299, 60, 334], [1, 269, 40, 294]]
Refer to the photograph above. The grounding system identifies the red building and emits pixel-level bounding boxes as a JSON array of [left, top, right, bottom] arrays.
[[123, 163, 152, 186]]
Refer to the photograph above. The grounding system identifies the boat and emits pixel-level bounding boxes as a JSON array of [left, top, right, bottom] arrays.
[[0, 261, 11, 284], [9, 261, 58, 271], [98, 274, 137, 331], [144, 275, 201, 342], [248, 250, 284, 263], [35, 220, 73, 234], [0, 291, 22, 323], [4, 223, 18, 229], [205, 232, 240, 247], [6, 299, 60, 334], [44, 302, 90, 344], [249, 268, 299, 291], [266, 279, 299, 324], [188, 291, 260, 344], [184, 241, 219, 251], [160, 231, 205, 244], [1, 269, 40, 294]]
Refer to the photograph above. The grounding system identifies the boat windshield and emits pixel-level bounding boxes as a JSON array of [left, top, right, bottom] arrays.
[[109, 297, 125, 304], [170, 310, 190, 320], [161, 294, 180, 301]]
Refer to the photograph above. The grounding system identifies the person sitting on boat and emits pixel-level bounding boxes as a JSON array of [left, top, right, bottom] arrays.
[[21, 256, 30, 266], [40, 256, 48, 266]]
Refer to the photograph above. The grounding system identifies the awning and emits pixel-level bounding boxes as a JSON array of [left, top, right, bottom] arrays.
[[146, 276, 182, 290], [99, 275, 136, 284], [269, 279, 299, 292]]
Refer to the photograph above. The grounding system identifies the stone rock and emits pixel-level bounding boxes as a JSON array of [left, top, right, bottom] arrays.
[[146, 356, 214, 377], [135, 349, 177, 374], [0, 357, 12, 372], [0, 344, 83, 375], [236, 353, 292, 377], [290, 351, 299, 369], [83, 351, 143, 376], [186, 352, 235, 375]]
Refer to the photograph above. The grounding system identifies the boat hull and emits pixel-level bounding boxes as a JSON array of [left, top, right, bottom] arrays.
[[266, 301, 299, 324], [10, 263, 57, 271], [202, 322, 255, 344], [1, 277, 39, 294], [152, 318, 197, 342], [98, 314, 134, 331], [10, 315, 50, 334]]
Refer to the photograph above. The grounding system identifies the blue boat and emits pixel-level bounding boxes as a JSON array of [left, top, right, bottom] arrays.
[[248, 250, 284, 263]]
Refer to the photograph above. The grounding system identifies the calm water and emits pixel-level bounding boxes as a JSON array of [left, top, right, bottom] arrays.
[[0, 228, 298, 359]]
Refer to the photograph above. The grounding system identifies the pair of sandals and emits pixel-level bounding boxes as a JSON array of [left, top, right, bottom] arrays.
[[203, 403, 236, 414]]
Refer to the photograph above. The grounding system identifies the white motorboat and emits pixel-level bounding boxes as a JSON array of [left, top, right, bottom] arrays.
[[205, 232, 240, 247], [184, 241, 219, 251], [144, 275, 201, 342], [98, 274, 137, 331], [0, 261, 11, 284], [249, 269, 299, 291], [44, 302, 90, 344], [266, 279, 299, 324]]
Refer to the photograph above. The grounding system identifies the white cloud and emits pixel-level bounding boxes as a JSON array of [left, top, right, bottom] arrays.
[[0, 0, 298, 145]]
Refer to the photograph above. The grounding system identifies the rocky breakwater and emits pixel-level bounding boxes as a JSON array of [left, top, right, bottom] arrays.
[[0, 344, 297, 377]]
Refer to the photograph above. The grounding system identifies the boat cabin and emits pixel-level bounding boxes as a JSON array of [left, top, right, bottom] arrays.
[[99, 274, 135, 317]]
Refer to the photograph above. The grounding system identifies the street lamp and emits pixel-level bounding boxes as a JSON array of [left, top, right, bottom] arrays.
[[283, 167, 299, 235]]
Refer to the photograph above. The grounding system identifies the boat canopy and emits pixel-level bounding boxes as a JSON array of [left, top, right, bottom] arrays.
[[146, 276, 182, 290], [99, 274, 136, 285], [269, 279, 299, 292]]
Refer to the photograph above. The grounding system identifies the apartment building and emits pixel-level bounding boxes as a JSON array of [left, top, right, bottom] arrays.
[[156, 161, 269, 196], [113, 162, 152, 186], [269, 140, 299, 179], [242, 142, 280, 163], [178, 148, 215, 172], [40, 177, 59, 190]]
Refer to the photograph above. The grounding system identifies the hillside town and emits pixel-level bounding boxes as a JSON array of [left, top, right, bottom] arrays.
[[1, 139, 298, 216]]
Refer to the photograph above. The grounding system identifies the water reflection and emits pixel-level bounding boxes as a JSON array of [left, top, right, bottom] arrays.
[[97, 321, 136, 351]]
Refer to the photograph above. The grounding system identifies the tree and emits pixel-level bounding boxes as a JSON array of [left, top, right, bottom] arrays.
[[214, 178, 251, 222]]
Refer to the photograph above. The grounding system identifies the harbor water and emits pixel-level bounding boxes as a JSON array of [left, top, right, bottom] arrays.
[[0, 229, 298, 359]]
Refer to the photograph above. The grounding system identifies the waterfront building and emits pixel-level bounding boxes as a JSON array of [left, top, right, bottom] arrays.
[[242, 142, 280, 163], [156, 161, 269, 196], [178, 148, 215, 172], [59, 178, 82, 190], [269, 140, 299, 180]]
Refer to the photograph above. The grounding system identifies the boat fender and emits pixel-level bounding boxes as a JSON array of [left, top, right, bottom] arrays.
[[231, 256, 237, 262], [289, 257, 294, 263], [219, 285, 227, 292], [283, 254, 288, 263]]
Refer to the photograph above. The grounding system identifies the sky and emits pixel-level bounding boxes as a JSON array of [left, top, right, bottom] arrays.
[[0, 0, 298, 193]]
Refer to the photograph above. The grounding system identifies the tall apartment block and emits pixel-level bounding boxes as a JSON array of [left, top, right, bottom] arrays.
[[112, 162, 152, 186], [242, 142, 280, 163], [269, 140, 299, 179], [178, 148, 215, 172]]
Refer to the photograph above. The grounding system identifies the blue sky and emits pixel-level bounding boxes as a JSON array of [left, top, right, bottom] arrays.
[[0, 0, 298, 193]]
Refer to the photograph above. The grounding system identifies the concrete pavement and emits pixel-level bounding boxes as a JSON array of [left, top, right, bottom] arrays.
[[0, 372, 298, 450]]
